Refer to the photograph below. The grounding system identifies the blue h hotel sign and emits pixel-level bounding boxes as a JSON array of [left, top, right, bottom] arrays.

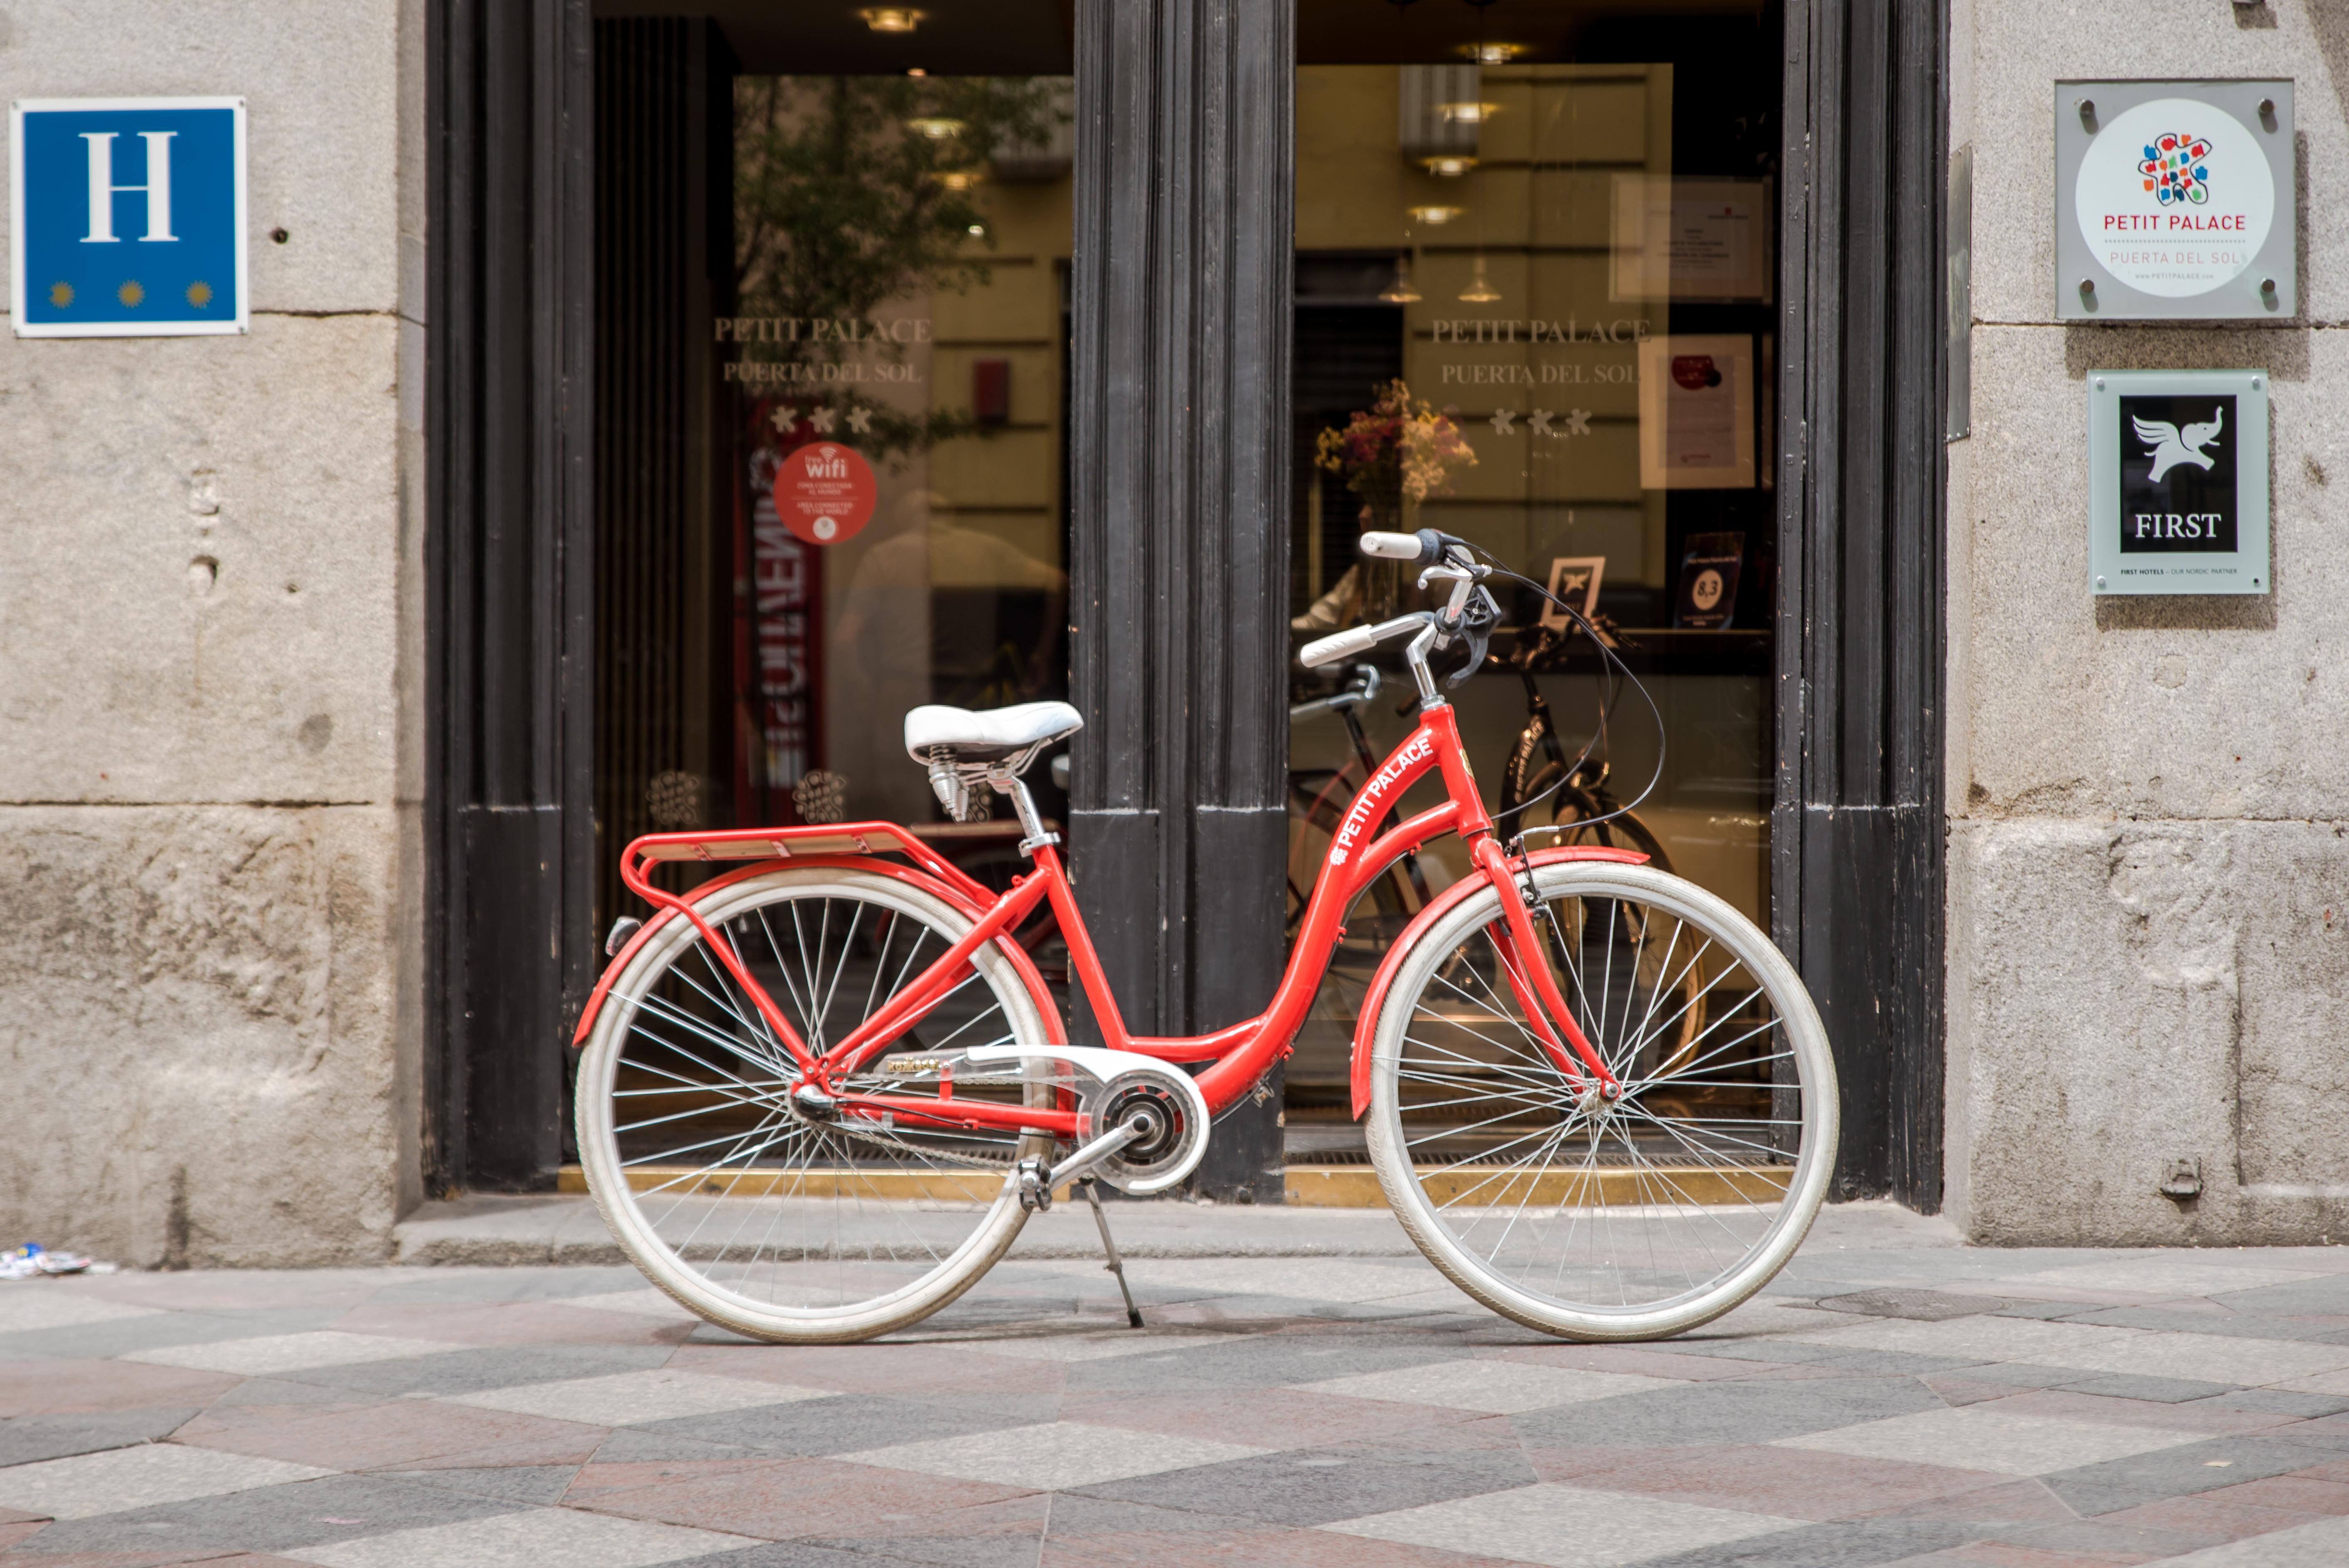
[[10, 97, 247, 337]]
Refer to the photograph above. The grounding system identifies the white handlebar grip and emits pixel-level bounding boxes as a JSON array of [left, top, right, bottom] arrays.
[[1358, 531, 1425, 561], [1298, 624, 1382, 669]]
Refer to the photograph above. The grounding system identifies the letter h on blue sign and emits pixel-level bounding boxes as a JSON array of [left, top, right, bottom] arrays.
[[11, 98, 247, 337]]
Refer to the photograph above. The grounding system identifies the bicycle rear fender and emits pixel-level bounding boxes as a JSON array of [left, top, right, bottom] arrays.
[[1349, 845, 1648, 1119], [569, 855, 1069, 1050]]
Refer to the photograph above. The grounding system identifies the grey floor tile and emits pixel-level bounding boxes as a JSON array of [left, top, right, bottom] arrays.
[[208, 1375, 385, 1408], [2062, 1307, 2349, 1343], [381, 1464, 582, 1505], [591, 1428, 765, 1463], [370, 1266, 655, 1306], [1042, 1494, 1257, 1536], [1513, 1375, 1944, 1449], [638, 1393, 1060, 1458], [2055, 1374, 2242, 1403], [273, 1342, 674, 1398], [2189, 1388, 2349, 1418], [11, 1471, 525, 1556], [0, 1306, 350, 1362], [0, 1406, 197, 1465], [1074, 1443, 1536, 1527], [1986, 1300, 2101, 1321], [2040, 1433, 2344, 1517], [1966, 1516, 2214, 1561], [2263, 1413, 2349, 1450], [2199, 1279, 2349, 1315], [662, 1545, 915, 1568], [1631, 1518, 1977, 1568], [1061, 1332, 1464, 1394], [797, 1534, 1043, 1568]]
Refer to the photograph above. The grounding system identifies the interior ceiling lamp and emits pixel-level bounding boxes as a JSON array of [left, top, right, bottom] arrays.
[[861, 8, 922, 32], [1378, 256, 1423, 304], [1459, 42, 1529, 64], [1420, 155, 1477, 177], [1409, 204, 1464, 225], [931, 169, 983, 190], [1459, 255, 1502, 303], [907, 117, 966, 140], [1439, 101, 1501, 125]]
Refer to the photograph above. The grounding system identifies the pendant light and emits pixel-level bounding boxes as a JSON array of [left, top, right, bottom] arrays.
[[1379, 256, 1423, 304], [1459, 254, 1501, 304]]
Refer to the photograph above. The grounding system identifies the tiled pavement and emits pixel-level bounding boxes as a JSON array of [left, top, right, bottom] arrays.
[[6, 1206, 2349, 1567]]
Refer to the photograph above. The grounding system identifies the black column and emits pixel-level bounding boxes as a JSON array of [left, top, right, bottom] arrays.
[[1775, 0, 1947, 1209], [1067, 0, 1294, 1201], [425, 0, 596, 1191]]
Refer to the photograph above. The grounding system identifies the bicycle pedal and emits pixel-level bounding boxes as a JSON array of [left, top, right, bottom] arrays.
[[1016, 1156, 1053, 1212]]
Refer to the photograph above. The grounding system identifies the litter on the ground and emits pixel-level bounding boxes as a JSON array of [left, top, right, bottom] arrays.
[[0, 1243, 113, 1279]]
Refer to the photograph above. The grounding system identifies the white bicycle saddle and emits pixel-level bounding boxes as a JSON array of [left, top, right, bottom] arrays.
[[904, 701, 1083, 763]]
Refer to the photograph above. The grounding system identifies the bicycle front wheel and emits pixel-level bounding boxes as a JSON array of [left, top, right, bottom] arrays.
[[575, 866, 1056, 1344], [1366, 860, 1836, 1340]]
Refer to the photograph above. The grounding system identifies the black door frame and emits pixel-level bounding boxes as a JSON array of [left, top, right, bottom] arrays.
[[424, 0, 1948, 1210], [1775, 0, 1949, 1210]]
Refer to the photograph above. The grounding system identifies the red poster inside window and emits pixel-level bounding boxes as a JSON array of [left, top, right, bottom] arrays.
[[772, 442, 878, 545]]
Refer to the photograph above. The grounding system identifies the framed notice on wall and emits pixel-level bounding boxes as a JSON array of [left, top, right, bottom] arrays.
[[1609, 176, 1773, 303], [2055, 79, 2295, 321], [1637, 335, 1756, 489], [2088, 368, 2269, 595]]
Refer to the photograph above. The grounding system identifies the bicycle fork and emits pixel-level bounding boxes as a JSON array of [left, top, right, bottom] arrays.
[[1472, 836, 1620, 1099]]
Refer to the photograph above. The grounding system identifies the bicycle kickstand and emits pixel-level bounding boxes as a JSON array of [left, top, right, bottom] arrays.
[[1079, 1177, 1143, 1328]]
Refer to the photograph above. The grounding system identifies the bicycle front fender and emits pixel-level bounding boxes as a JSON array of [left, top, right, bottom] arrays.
[[1348, 844, 1648, 1120], [569, 855, 1069, 1051]]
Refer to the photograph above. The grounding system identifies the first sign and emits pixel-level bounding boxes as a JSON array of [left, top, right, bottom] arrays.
[[10, 98, 247, 337]]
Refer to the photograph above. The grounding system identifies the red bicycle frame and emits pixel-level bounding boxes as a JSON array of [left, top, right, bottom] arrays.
[[575, 703, 1628, 1143]]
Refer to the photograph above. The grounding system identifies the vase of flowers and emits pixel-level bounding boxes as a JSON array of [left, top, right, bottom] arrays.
[[1300, 380, 1477, 628]]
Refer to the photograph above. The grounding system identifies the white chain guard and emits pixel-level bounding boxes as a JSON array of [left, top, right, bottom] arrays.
[[962, 1044, 1212, 1194]]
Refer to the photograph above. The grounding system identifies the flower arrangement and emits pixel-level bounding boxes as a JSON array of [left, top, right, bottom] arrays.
[[1314, 380, 1478, 520], [1295, 381, 1479, 632]]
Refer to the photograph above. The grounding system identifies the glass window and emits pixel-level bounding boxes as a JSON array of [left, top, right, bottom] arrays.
[[592, 7, 1075, 939], [1286, 2, 1784, 1124]]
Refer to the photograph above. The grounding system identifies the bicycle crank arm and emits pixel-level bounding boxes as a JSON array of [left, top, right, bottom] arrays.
[[965, 1044, 1212, 1194], [1016, 1113, 1153, 1212]]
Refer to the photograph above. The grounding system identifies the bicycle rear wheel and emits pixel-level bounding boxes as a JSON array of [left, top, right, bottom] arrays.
[[1365, 860, 1835, 1340], [574, 866, 1055, 1344]]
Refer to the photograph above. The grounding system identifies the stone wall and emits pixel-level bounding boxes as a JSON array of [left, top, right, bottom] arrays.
[[0, 2, 422, 1264], [1947, 0, 2349, 1243]]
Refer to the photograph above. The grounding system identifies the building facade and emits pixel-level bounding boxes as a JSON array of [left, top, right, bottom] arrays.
[[0, 0, 2341, 1264]]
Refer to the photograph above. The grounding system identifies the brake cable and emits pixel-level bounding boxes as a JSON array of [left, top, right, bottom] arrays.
[[1461, 544, 1670, 859]]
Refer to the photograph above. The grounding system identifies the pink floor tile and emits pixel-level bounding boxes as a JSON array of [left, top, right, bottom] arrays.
[[173, 1397, 606, 1471], [327, 1301, 693, 1348], [567, 1453, 1032, 1539], [2206, 1473, 2349, 1516], [667, 1340, 1065, 1397], [0, 1360, 242, 1419]]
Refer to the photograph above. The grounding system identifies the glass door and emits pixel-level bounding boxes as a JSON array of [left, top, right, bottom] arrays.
[[1285, 0, 1785, 1148]]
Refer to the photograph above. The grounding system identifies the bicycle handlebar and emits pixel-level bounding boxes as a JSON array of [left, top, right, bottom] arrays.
[[1358, 531, 1426, 561], [1299, 612, 1432, 670]]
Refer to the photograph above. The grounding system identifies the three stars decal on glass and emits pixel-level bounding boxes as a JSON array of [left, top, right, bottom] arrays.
[[1489, 407, 1592, 438], [771, 404, 874, 436]]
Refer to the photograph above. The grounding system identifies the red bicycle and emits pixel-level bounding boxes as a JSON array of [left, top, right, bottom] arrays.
[[572, 532, 1837, 1344]]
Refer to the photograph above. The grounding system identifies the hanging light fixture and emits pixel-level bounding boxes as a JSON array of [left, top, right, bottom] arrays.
[[1439, 101, 1501, 125], [1409, 204, 1464, 225], [1459, 255, 1502, 304], [861, 8, 922, 32], [1420, 154, 1477, 177], [931, 169, 983, 191], [1379, 256, 1422, 304], [1458, 41, 1528, 64], [907, 117, 966, 140]]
